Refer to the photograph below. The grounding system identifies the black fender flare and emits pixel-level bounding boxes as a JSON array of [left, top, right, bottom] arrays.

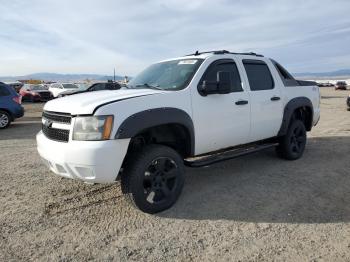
[[278, 97, 314, 136], [115, 107, 195, 155]]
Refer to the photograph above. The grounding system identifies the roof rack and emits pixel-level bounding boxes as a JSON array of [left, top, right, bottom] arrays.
[[185, 50, 264, 57]]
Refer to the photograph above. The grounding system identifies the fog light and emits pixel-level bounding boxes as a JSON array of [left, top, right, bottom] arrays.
[[75, 167, 95, 179]]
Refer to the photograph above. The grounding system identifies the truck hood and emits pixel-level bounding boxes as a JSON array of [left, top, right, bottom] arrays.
[[44, 89, 164, 115]]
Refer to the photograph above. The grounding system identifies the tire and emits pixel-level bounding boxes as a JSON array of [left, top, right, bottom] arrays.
[[0, 110, 11, 129], [276, 120, 307, 160], [121, 144, 185, 214]]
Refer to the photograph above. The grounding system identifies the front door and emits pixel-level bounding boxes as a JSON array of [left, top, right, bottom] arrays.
[[191, 59, 251, 155]]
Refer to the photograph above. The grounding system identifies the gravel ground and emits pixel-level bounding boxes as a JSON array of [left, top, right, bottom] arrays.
[[1, 88, 350, 261]]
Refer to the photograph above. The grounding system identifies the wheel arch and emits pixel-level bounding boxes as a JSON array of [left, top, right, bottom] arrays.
[[116, 108, 195, 157], [278, 97, 314, 136], [0, 108, 14, 121]]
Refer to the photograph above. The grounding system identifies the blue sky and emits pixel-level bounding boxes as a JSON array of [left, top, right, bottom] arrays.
[[0, 0, 350, 76]]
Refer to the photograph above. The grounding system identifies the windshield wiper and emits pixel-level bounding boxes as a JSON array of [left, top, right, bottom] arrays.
[[135, 83, 163, 90]]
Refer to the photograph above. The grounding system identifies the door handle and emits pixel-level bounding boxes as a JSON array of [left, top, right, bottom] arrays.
[[271, 96, 281, 101], [235, 100, 248, 105]]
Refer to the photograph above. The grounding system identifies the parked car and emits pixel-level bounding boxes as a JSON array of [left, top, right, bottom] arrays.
[[48, 83, 80, 97], [335, 81, 347, 90], [57, 81, 121, 97], [5, 81, 24, 93], [0, 82, 24, 129], [37, 50, 320, 213], [347, 95, 350, 111], [20, 84, 53, 102]]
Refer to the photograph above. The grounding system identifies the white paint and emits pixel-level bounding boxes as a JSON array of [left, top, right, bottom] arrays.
[[38, 53, 321, 183]]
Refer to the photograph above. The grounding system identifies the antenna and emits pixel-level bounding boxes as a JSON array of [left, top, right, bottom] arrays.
[[113, 68, 116, 82]]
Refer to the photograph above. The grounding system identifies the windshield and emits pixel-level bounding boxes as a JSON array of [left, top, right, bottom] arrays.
[[128, 59, 204, 91], [62, 84, 79, 89]]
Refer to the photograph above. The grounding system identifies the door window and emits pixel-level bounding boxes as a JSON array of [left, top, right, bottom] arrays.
[[243, 60, 274, 91], [199, 59, 243, 93]]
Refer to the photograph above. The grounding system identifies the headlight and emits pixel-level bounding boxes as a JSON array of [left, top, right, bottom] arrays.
[[73, 115, 114, 141]]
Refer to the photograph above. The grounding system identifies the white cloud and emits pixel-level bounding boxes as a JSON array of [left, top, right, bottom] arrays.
[[0, 0, 350, 76]]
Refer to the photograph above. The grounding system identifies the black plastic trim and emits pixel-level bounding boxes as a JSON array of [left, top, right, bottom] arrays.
[[271, 59, 300, 87], [186, 50, 264, 57], [278, 97, 314, 136], [116, 108, 195, 155], [185, 141, 278, 167], [296, 80, 317, 86]]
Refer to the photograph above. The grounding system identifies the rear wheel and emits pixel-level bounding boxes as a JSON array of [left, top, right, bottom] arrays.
[[0, 110, 11, 129], [276, 120, 307, 160], [121, 145, 185, 214]]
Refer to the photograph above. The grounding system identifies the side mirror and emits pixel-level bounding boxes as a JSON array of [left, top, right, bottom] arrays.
[[217, 71, 231, 94], [199, 80, 217, 96], [199, 71, 231, 96]]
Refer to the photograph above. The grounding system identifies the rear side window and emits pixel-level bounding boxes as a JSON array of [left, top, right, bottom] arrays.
[[271, 59, 299, 86], [200, 59, 243, 93], [0, 84, 11, 96], [243, 60, 274, 91]]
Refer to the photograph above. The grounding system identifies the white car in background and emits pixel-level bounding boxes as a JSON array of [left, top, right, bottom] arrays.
[[48, 83, 79, 98]]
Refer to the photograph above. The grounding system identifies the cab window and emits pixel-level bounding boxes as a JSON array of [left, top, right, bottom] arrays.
[[199, 59, 243, 93], [243, 60, 274, 91]]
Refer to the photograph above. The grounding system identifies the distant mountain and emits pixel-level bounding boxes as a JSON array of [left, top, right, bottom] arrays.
[[0, 72, 124, 82], [2, 69, 350, 82], [293, 69, 350, 79]]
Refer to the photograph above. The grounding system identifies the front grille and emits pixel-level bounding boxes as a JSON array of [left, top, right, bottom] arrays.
[[42, 124, 69, 142], [42, 111, 71, 124], [42, 111, 71, 142]]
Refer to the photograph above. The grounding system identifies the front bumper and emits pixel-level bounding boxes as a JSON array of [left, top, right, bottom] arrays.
[[36, 131, 130, 183]]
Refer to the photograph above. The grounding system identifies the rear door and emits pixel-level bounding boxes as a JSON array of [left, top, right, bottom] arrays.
[[240, 59, 283, 142], [191, 58, 250, 154]]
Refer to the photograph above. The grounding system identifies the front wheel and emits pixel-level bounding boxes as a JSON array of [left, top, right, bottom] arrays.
[[276, 120, 307, 160], [0, 110, 11, 129], [121, 145, 185, 214]]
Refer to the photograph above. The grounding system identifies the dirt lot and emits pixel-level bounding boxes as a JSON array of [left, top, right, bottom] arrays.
[[1, 88, 350, 261]]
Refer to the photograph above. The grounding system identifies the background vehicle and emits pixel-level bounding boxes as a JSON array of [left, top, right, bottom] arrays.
[[335, 81, 347, 90], [20, 84, 53, 102], [58, 81, 121, 97], [4, 81, 24, 93], [0, 82, 24, 129], [37, 50, 320, 213], [48, 83, 79, 97]]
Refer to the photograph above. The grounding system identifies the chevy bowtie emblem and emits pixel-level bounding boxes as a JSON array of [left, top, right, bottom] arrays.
[[44, 119, 53, 128]]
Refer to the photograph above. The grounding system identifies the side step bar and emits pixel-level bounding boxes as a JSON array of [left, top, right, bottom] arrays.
[[184, 143, 278, 168]]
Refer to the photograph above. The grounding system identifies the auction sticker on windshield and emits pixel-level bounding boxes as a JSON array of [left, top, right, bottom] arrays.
[[178, 60, 198, 65]]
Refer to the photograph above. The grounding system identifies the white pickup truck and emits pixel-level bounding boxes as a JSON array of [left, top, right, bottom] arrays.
[[37, 50, 320, 213]]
